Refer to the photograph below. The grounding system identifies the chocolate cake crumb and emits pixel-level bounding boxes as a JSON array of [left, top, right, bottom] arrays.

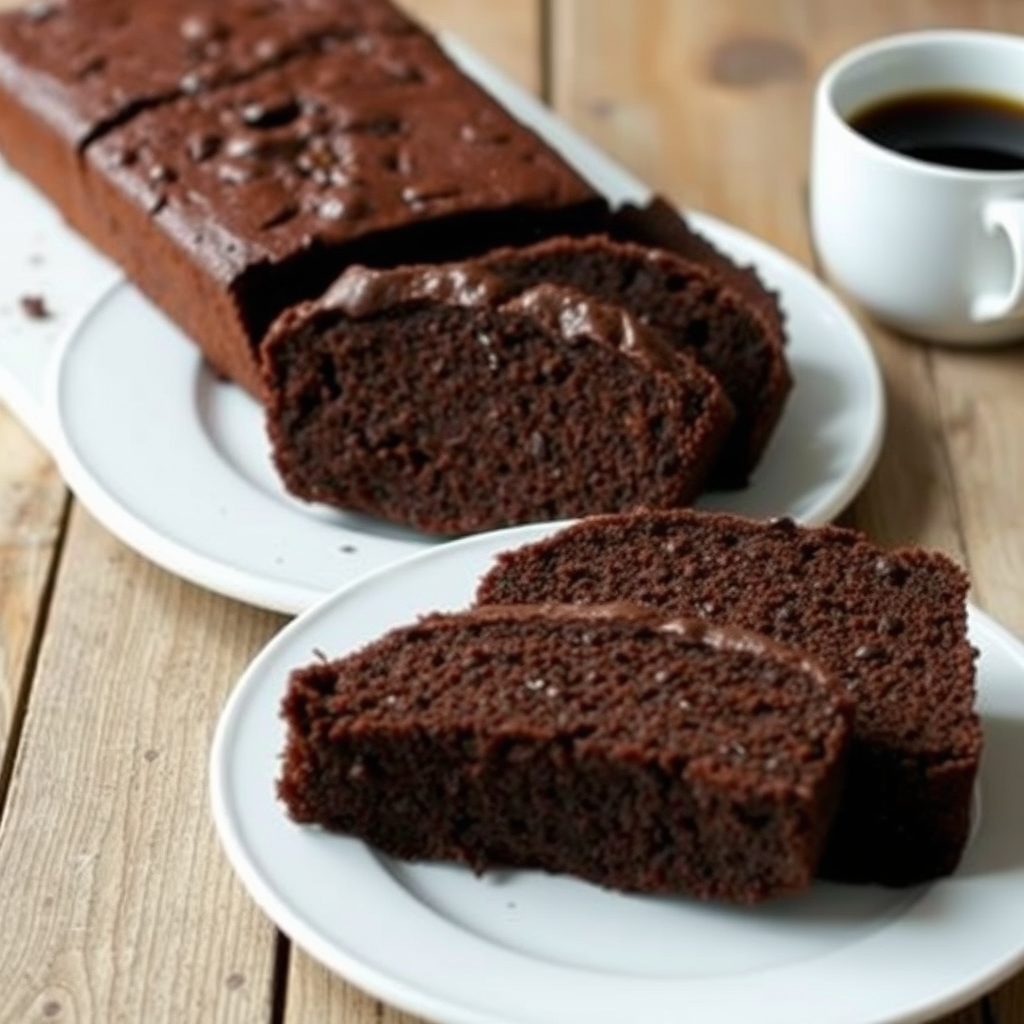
[[19, 294, 50, 319]]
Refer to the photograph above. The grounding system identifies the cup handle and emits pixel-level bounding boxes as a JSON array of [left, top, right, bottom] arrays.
[[973, 197, 1024, 322]]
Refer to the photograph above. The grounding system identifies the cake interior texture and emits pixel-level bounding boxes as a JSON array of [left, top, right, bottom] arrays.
[[262, 267, 734, 534], [278, 605, 852, 902], [479, 234, 789, 485], [475, 511, 980, 885]]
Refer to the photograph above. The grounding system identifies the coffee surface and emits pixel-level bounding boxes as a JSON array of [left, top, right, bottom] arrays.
[[849, 89, 1024, 171]]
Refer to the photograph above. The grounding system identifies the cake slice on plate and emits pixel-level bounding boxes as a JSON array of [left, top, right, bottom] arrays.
[[278, 603, 852, 903], [262, 265, 734, 535], [476, 509, 981, 885]]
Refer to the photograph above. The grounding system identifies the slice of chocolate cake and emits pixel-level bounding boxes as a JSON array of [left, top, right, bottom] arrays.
[[475, 234, 789, 485], [475, 510, 981, 886], [278, 604, 853, 903], [261, 265, 735, 535]]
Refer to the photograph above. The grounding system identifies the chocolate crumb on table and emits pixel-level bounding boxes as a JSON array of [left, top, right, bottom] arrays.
[[19, 293, 50, 319]]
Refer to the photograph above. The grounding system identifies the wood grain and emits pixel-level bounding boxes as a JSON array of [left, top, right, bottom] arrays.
[[0, 506, 285, 1023], [0, 410, 65, 804], [401, 0, 541, 92]]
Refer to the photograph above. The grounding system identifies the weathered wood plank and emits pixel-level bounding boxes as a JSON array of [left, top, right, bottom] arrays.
[[0, 410, 65, 800], [0, 506, 285, 1023], [402, 0, 542, 92]]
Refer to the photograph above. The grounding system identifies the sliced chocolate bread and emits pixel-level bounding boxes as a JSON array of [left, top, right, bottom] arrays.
[[278, 604, 852, 903], [475, 510, 981, 886], [261, 264, 734, 535], [478, 233, 789, 485]]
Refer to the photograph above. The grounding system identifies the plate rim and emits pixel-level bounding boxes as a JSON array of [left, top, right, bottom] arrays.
[[43, 279, 327, 613]]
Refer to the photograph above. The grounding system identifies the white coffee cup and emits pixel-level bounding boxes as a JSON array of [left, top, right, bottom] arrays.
[[810, 30, 1024, 344]]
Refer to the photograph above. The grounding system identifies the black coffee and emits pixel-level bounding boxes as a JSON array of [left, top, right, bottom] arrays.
[[848, 90, 1024, 171]]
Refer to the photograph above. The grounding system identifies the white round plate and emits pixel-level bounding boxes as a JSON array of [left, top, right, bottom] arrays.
[[211, 522, 1024, 1024], [46, 211, 883, 615]]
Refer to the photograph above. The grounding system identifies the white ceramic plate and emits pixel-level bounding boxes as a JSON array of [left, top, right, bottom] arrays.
[[0, 153, 119, 448], [46, 207, 883, 614], [211, 522, 1024, 1024]]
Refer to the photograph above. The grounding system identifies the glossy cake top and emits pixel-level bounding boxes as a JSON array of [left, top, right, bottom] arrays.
[[0, 0, 418, 145], [86, 37, 598, 278]]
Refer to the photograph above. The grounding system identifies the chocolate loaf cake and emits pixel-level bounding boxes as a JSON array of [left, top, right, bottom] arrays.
[[0, 0, 420, 269], [0, 0, 606, 394], [475, 234, 788, 484], [261, 263, 735, 534], [278, 604, 853, 902], [475, 511, 981, 886]]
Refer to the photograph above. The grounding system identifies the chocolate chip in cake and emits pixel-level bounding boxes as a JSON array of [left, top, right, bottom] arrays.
[[401, 181, 460, 208], [240, 95, 300, 129], [317, 195, 368, 221], [216, 161, 256, 185], [179, 14, 228, 44], [148, 164, 177, 185], [224, 135, 258, 159], [252, 37, 283, 62], [460, 122, 512, 146], [179, 69, 211, 96]]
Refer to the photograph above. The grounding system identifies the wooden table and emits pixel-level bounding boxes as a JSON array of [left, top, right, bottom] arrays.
[[1, 1, 1023, 1022]]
